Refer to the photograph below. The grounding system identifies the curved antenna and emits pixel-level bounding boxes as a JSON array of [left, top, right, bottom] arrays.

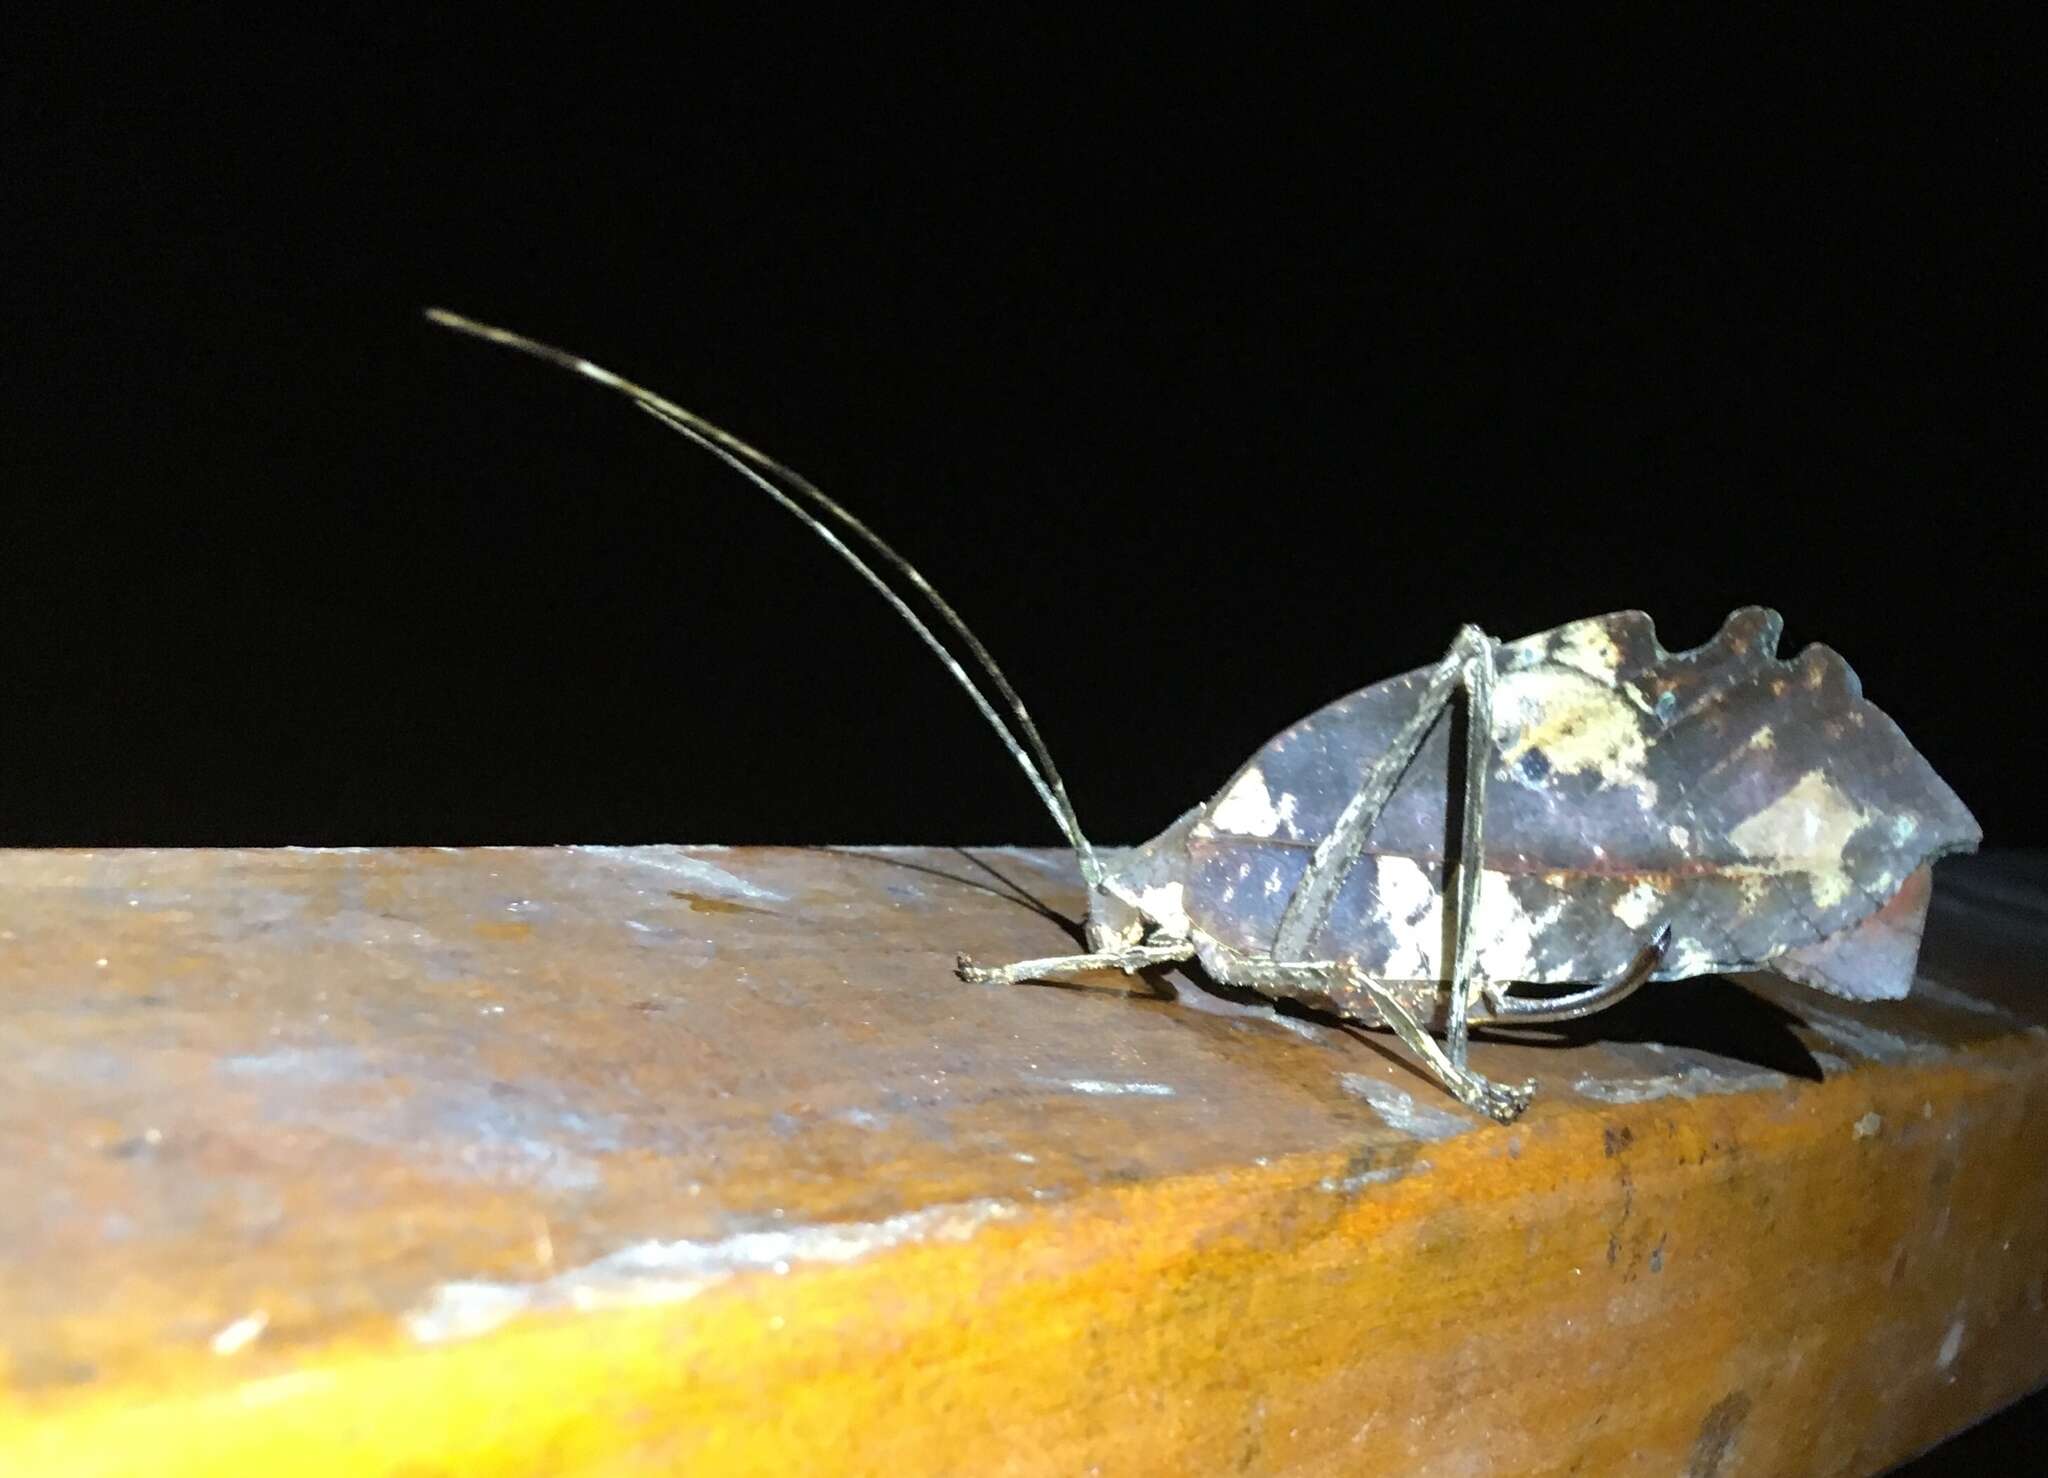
[[425, 307, 1103, 887]]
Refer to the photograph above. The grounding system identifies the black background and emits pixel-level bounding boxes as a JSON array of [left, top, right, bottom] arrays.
[[7, 10, 2045, 1466], [8, 12, 2035, 850]]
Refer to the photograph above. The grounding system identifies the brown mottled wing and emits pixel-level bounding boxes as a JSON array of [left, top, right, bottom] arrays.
[[1171, 609, 1981, 997]]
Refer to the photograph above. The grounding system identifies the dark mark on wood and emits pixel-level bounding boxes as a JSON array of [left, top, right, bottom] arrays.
[[672, 890, 774, 917], [1687, 1391, 1753, 1477]]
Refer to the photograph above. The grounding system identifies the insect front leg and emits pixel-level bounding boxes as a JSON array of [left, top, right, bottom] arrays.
[[956, 940, 1195, 987]]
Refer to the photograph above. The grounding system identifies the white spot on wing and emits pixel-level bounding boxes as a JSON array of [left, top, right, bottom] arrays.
[[1136, 881, 1189, 935], [1494, 668, 1658, 807], [1611, 879, 1661, 931], [1546, 618, 1625, 681], [1472, 870, 1569, 980], [1210, 766, 1283, 837], [1372, 856, 1444, 979], [1726, 769, 1873, 910]]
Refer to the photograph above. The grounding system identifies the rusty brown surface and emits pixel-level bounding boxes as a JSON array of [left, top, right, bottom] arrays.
[[1, 845, 2044, 1474]]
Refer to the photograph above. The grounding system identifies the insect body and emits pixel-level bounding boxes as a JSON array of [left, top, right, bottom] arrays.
[[429, 310, 1982, 1122]]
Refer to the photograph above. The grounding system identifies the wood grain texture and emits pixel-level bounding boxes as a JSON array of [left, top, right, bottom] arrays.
[[1, 846, 2043, 1474]]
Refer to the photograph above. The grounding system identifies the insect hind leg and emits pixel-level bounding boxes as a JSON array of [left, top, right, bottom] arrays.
[[1474, 924, 1672, 1026], [1355, 962, 1536, 1123]]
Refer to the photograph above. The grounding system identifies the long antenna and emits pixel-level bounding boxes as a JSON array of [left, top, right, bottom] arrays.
[[425, 308, 1103, 886]]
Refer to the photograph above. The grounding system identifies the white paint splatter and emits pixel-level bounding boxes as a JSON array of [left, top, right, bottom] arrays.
[[1803, 1009, 1941, 1063], [1912, 978, 2016, 1020], [574, 847, 788, 903], [1320, 1160, 1432, 1194], [210, 1310, 269, 1356], [1033, 1078, 1177, 1098], [1573, 1066, 1787, 1103], [1853, 1112, 1883, 1139], [1937, 1318, 1965, 1371], [236, 1370, 337, 1407], [405, 1198, 1018, 1344], [1340, 1074, 1477, 1140]]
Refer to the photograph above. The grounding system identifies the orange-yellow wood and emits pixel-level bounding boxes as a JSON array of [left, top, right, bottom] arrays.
[[0, 846, 2043, 1474]]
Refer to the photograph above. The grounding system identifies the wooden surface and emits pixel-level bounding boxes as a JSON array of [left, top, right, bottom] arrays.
[[1, 845, 2044, 1475]]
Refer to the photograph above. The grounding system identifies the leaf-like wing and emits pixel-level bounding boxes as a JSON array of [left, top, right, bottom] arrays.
[[1173, 609, 1980, 997]]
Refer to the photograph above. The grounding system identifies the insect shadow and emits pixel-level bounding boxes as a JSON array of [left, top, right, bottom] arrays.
[[832, 847, 1826, 1083], [1484, 975, 1828, 1082], [823, 847, 1083, 935]]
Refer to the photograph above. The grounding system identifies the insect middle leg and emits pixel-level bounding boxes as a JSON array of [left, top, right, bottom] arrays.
[[1208, 952, 1536, 1123], [1273, 623, 1502, 1071]]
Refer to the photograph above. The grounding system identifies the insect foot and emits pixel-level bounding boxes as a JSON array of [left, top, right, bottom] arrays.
[[1462, 1075, 1537, 1125]]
